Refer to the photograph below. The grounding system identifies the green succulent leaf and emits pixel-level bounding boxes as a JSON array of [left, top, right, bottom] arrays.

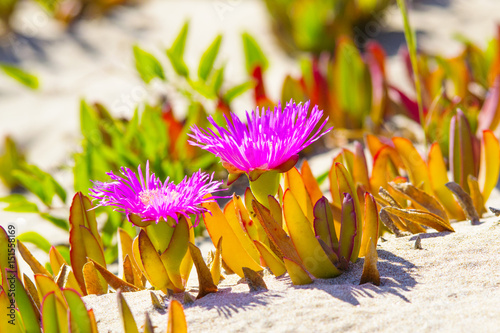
[[198, 35, 222, 81], [133, 45, 165, 84], [0, 63, 39, 89]]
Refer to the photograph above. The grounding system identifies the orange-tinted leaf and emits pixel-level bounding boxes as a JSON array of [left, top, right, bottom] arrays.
[[353, 141, 370, 191], [450, 110, 476, 193], [283, 257, 312, 285], [188, 243, 218, 299], [359, 239, 380, 286], [359, 193, 379, 258], [17, 240, 52, 277], [88, 258, 139, 292], [117, 290, 139, 333], [253, 240, 286, 276], [166, 299, 188, 333], [82, 262, 107, 295], [300, 160, 323, 205], [427, 142, 465, 219], [383, 207, 454, 232], [284, 167, 315, 225], [478, 130, 500, 203], [202, 198, 262, 277], [252, 200, 304, 269], [284, 190, 341, 278], [137, 230, 174, 292], [392, 137, 433, 194]]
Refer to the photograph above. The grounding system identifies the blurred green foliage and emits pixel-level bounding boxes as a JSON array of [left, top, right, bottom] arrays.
[[263, 0, 394, 54]]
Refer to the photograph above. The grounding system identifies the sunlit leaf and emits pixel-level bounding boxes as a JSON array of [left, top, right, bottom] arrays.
[[198, 35, 222, 81], [166, 299, 188, 333], [283, 257, 312, 285], [283, 190, 341, 278], [17, 240, 52, 277], [478, 130, 500, 203], [202, 197, 262, 277], [117, 290, 139, 333], [313, 196, 339, 253], [359, 193, 380, 258], [445, 182, 481, 225], [188, 243, 218, 299], [133, 45, 165, 84], [253, 240, 286, 277], [0, 63, 39, 89], [359, 239, 380, 286], [427, 142, 465, 220], [383, 207, 454, 232]]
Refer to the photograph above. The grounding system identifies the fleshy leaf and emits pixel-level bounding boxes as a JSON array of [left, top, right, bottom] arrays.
[[359, 239, 380, 286], [283, 257, 313, 285], [69, 192, 105, 295], [445, 182, 481, 225], [300, 160, 324, 205], [83, 262, 107, 295], [88, 259, 140, 293], [338, 193, 357, 265], [252, 200, 304, 269], [353, 141, 371, 191], [313, 196, 339, 253], [63, 288, 93, 333], [449, 110, 476, 193], [210, 237, 223, 285], [187, 243, 218, 299], [243, 267, 268, 292], [285, 167, 315, 224], [202, 198, 262, 277], [392, 137, 433, 194], [117, 290, 139, 333], [253, 240, 286, 277], [427, 142, 465, 219], [389, 182, 449, 222], [468, 176, 485, 216], [137, 230, 174, 292], [41, 292, 68, 333], [166, 299, 188, 333], [14, 274, 41, 333], [283, 190, 341, 278], [359, 193, 380, 258], [334, 163, 362, 262], [383, 207, 454, 232], [478, 130, 500, 203], [17, 240, 52, 277], [160, 216, 190, 291]]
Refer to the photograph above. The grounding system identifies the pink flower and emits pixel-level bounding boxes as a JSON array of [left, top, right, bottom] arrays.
[[188, 100, 331, 182], [90, 162, 222, 226]]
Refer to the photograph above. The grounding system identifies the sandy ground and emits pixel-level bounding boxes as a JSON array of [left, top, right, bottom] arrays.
[[1, 0, 500, 332], [83, 216, 500, 333]]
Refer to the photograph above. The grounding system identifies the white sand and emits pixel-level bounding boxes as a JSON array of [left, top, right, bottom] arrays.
[[83, 216, 500, 333]]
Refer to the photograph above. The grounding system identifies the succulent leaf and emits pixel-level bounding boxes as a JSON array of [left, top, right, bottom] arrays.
[[283, 190, 341, 278]]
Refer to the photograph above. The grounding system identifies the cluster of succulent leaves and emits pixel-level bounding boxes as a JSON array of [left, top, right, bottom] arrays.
[[0, 0, 141, 30], [262, 0, 394, 54], [0, 195, 188, 332]]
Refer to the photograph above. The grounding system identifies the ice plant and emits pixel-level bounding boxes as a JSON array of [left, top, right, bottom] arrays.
[[188, 100, 331, 204], [89, 161, 222, 227]]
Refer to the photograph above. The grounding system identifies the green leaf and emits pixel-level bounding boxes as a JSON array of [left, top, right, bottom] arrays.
[[188, 79, 216, 99], [0, 195, 39, 213], [198, 35, 222, 81], [17, 232, 52, 253], [63, 289, 93, 332], [242, 32, 269, 74], [14, 274, 42, 333], [0, 136, 26, 189], [0, 63, 39, 89], [210, 66, 225, 93], [169, 21, 189, 60], [133, 45, 165, 84], [223, 81, 254, 103], [315, 169, 329, 186], [167, 22, 190, 77], [40, 213, 69, 231], [166, 50, 189, 77]]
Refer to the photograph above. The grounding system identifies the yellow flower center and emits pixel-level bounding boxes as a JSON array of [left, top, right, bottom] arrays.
[[139, 189, 161, 206]]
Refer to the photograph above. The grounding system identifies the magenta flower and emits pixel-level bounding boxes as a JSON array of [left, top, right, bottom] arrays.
[[89, 162, 222, 226], [188, 100, 331, 182]]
